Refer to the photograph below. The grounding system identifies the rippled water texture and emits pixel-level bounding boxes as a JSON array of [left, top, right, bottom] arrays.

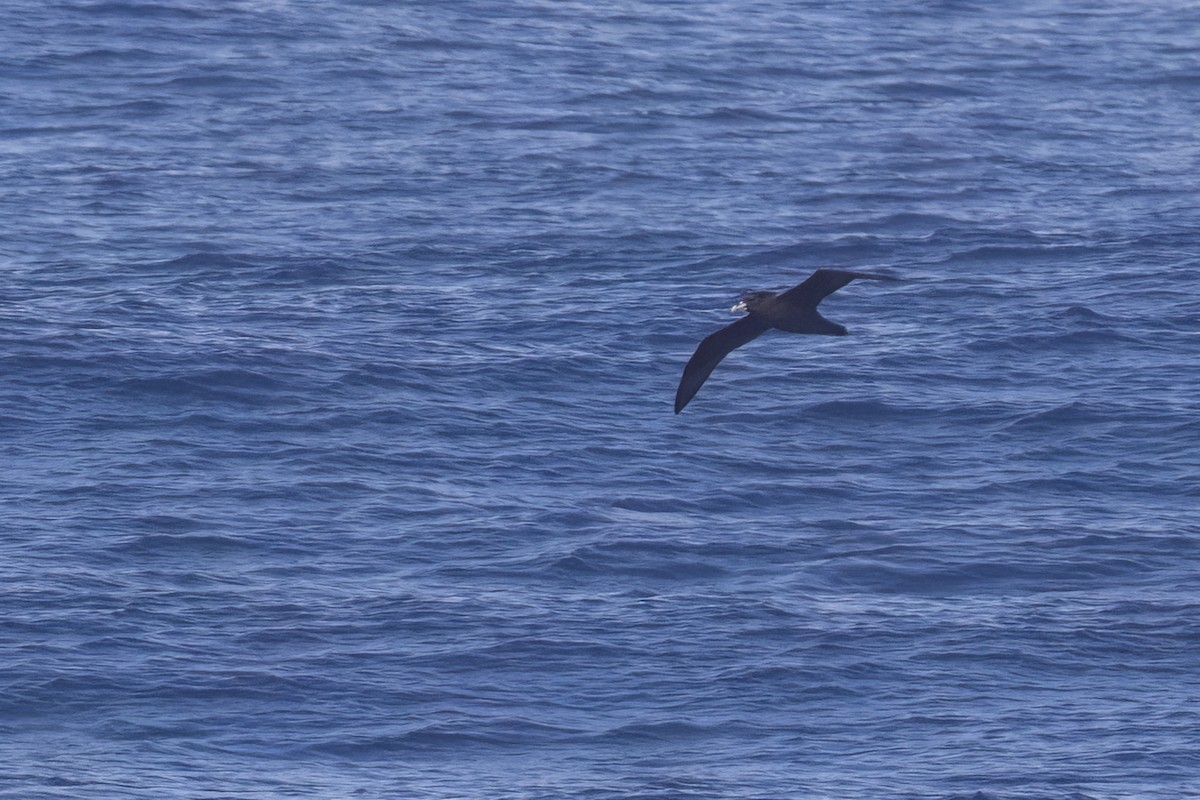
[[3, 1, 1199, 798]]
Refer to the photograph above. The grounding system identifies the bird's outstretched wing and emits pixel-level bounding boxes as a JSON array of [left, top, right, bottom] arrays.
[[778, 268, 899, 308], [675, 315, 770, 413]]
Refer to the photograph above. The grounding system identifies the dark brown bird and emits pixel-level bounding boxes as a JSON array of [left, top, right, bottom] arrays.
[[674, 268, 899, 413]]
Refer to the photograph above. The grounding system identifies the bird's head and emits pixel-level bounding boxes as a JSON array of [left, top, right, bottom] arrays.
[[730, 290, 776, 314]]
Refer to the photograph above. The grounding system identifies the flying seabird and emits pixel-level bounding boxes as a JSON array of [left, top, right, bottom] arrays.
[[674, 268, 899, 413]]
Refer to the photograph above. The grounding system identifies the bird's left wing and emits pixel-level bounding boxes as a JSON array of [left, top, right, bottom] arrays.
[[778, 268, 899, 307], [675, 315, 770, 413]]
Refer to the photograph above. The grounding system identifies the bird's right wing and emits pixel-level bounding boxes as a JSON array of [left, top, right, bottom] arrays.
[[675, 315, 770, 413]]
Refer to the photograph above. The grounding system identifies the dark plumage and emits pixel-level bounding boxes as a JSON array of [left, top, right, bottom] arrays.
[[674, 268, 899, 413]]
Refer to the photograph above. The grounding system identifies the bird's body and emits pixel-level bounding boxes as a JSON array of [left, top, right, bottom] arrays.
[[732, 290, 848, 335], [674, 268, 898, 413]]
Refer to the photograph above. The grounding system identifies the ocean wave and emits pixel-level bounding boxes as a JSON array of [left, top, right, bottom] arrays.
[[5, 0, 1200, 797]]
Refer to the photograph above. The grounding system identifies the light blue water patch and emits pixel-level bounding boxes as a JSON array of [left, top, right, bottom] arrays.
[[2, 1, 1199, 798]]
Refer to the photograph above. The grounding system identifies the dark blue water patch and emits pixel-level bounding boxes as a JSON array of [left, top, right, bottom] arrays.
[[938, 243, 1099, 265], [864, 211, 978, 234], [149, 252, 263, 274], [61, 45, 166, 62], [544, 542, 730, 582], [961, 327, 1142, 355], [801, 398, 910, 422], [598, 719, 722, 744], [113, 370, 292, 404], [870, 80, 982, 100], [113, 532, 269, 558], [822, 555, 1166, 597], [76, 2, 207, 20], [308, 715, 595, 757], [1053, 304, 1121, 323], [125, 513, 209, 533], [999, 400, 1123, 431]]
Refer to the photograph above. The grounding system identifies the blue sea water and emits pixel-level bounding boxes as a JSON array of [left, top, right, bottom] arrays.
[[3, 0, 1199, 797]]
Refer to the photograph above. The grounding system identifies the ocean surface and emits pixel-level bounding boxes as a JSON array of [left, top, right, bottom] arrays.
[[2, 1, 1199, 798]]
